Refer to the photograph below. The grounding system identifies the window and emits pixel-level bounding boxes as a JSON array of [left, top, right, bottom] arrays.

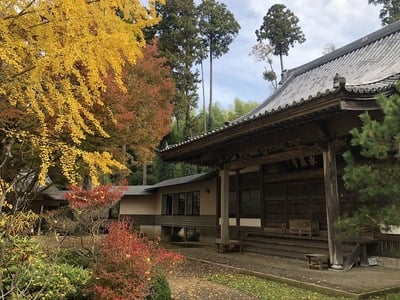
[[229, 191, 236, 217], [192, 191, 200, 215], [240, 190, 260, 217], [162, 194, 173, 215], [186, 191, 200, 215], [176, 193, 186, 215], [161, 191, 200, 216]]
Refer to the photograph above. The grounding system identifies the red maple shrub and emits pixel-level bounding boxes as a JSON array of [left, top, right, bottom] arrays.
[[65, 184, 127, 211], [87, 221, 183, 299]]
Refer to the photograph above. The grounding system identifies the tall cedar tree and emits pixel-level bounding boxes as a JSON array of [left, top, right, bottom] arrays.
[[197, 0, 240, 130], [368, 0, 400, 25], [256, 4, 305, 75], [340, 91, 400, 237], [101, 40, 174, 180], [153, 0, 202, 142], [0, 0, 164, 209]]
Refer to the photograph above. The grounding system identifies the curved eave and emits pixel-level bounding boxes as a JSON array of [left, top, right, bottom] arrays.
[[160, 76, 398, 165], [160, 88, 343, 164]]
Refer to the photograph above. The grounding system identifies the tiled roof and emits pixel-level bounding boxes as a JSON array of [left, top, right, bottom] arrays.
[[161, 20, 400, 152], [41, 185, 67, 200], [123, 186, 153, 196], [42, 185, 153, 198], [238, 19, 400, 121], [145, 172, 215, 191]]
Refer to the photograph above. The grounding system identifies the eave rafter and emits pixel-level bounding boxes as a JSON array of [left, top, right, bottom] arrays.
[[225, 138, 347, 171], [161, 93, 344, 165]]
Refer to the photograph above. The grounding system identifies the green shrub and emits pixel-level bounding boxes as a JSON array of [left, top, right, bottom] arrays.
[[1, 236, 91, 300], [58, 248, 92, 268], [9, 259, 91, 300], [147, 273, 172, 300]]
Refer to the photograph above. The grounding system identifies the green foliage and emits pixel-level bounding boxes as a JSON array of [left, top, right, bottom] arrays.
[[1, 210, 39, 235], [154, 0, 201, 134], [342, 91, 400, 237], [229, 98, 259, 120], [58, 248, 92, 268], [263, 69, 278, 84], [129, 98, 256, 183], [368, 0, 400, 25], [0, 235, 90, 300], [192, 99, 259, 134], [197, 0, 240, 60], [336, 206, 381, 240], [147, 274, 172, 300], [15, 260, 90, 300], [197, 0, 240, 130], [256, 4, 305, 72]]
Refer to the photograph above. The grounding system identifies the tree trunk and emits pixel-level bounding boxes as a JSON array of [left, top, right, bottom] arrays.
[[142, 163, 147, 185], [279, 53, 284, 75], [201, 60, 207, 133], [208, 43, 213, 130]]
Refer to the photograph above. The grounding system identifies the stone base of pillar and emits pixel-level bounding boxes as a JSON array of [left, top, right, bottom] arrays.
[[329, 264, 344, 271]]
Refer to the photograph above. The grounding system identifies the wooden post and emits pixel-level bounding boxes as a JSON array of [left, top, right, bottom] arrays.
[[220, 167, 230, 244], [323, 141, 343, 270]]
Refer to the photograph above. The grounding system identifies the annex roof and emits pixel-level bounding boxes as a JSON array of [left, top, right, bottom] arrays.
[[123, 186, 153, 196], [145, 172, 215, 191], [41, 185, 67, 200]]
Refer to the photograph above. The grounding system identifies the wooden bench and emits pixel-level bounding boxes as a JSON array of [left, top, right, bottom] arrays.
[[264, 222, 287, 235], [215, 239, 243, 253], [289, 219, 319, 237], [305, 253, 329, 270]]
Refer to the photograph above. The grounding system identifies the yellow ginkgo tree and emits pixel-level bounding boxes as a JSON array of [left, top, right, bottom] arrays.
[[0, 0, 165, 210]]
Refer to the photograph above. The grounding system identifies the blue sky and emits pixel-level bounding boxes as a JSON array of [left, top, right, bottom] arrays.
[[197, 0, 383, 109]]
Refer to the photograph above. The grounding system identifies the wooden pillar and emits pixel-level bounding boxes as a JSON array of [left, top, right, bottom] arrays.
[[220, 166, 230, 243], [323, 141, 343, 270]]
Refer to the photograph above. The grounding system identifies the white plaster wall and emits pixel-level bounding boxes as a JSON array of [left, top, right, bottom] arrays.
[[241, 165, 260, 173], [240, 218, 261, 227], [119, 195, 156, 215]]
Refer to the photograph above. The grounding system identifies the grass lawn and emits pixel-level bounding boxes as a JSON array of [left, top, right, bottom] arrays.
[[208, 273, 400, 300]]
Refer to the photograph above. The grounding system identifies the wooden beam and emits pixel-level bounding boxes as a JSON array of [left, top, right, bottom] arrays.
[[323, 141, 343, 269], [226, 145, 323, 170], [340, 99, 380, 111]]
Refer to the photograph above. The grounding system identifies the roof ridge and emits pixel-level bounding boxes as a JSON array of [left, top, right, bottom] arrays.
[[288, 20, 400, 78]]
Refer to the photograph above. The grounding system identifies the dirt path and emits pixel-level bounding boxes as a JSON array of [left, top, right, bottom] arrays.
[[167, 259, 257, 299]]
